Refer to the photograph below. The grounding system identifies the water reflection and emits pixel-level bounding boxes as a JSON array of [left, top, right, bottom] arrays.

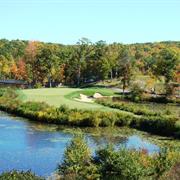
[[0, 111, 159, 177]]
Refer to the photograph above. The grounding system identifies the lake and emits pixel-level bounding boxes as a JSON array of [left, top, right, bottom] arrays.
[[0, 111, 159, 177]]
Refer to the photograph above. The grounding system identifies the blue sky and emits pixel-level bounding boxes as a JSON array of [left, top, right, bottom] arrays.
[[0, 0, 179, 44]]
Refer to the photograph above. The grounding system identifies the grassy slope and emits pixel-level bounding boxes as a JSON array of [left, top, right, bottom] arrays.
[[20, 87, 120, 111]]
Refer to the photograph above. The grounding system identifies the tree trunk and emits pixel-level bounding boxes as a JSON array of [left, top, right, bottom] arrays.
[[49, 79, 52, 88], [110, 69, 113, 79], [77, 66, 81, 86], [115, 67, 118, 78], [49, 75, 52, 88], [122, 79, 125, 95], [123, 83, 125, 94]]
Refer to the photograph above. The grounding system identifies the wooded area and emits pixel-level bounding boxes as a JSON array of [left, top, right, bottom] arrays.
[[0, 38, 179, 94]]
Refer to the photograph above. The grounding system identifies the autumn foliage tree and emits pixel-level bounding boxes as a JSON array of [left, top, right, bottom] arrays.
[[0, 39, 179, 92], [152, 48, 180, 95], [24, 41, 40, 84], [118, 47, 134, 92], [10, 62, 18, 79]]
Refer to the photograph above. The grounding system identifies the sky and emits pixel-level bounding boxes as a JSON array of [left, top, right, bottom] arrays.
[[0, 0, 179, 44]]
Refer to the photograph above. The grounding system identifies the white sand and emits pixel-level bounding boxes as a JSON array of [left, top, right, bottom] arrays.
[[74, 94, 94, 103]]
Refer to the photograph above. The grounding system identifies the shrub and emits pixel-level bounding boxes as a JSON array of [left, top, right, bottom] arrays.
[[59, 137, 180, 180], [160, 162, 180, 180], [100, 112, 118, 127], [0, 170, 44, 180], [58, 104, 69, 113], [89, 111, 102, 127], [34, 83, 43, 89], [96, 98, 161, 116], [174, 121, 180, 138], [148, 96, 169, 103], [153, 149, 180, 179], [129, 83, 144, 102], [137, 115, 178, 136], [2, 88, 19, 99], [58, 135, 99, 179], [0, 88, 7, 97], [96, 146, 153, 180], [68, 111, 90, 126], [115, 112, 136, 126], [18, 101, 49, 112]]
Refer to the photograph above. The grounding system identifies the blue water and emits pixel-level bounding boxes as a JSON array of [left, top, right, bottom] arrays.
[[0, 111, 159, 177]]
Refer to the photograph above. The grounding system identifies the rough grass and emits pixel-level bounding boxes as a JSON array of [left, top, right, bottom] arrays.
[[19, 87, 119, 111]]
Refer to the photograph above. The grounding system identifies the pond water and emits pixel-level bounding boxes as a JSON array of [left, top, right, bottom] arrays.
[[0, 111, 159, 177]]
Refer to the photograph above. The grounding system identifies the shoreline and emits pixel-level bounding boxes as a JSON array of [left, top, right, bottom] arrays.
[[0, 99, 179, 139]]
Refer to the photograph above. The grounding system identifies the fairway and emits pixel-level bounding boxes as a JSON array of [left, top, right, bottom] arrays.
[[20, 87, 117, 111]]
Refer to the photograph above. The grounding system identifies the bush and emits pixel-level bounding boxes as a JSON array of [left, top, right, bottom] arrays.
[[160, 162, 180, 180], [96, 146, 153, 180], [34, 83, 43, 89], [0, 88, 7, 97], [129, 83, 144, 102], [58, 104, 69, 113], [153, 149, 180, 179], [86, 111, 102, 127], [18, 101, 50, 112], [58, 138, 180, 179], [100, 112, 118, 127], [68, 111, 90, 126], [115, 112, 135, 126], [137, 115, 178, 136], [96, 98, 161, 116], [2, 88, 19, 99], [0, 170, 44, 180], [58, 135, 99, 179], [148, 96, 169, 103]]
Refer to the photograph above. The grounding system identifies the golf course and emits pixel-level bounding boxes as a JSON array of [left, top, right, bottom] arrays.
[[20, 87, 119, 110], [0, 0, 180, 178]]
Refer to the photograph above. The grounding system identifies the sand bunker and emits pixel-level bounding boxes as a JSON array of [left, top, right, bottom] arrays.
[[74, 92, 104, 103], [93, 92, 103, 99], [74, 94, 94, 103]]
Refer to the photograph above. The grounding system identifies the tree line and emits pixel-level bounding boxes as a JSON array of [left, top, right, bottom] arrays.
[[0, 38, 179, 90]]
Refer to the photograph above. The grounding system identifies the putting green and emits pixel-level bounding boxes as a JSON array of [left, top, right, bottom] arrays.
[[20, 87, 117, 111]]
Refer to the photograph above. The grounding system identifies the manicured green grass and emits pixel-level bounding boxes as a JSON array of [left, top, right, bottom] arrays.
[[65, 87, 117, 99], [20, 87, 119, 111]]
